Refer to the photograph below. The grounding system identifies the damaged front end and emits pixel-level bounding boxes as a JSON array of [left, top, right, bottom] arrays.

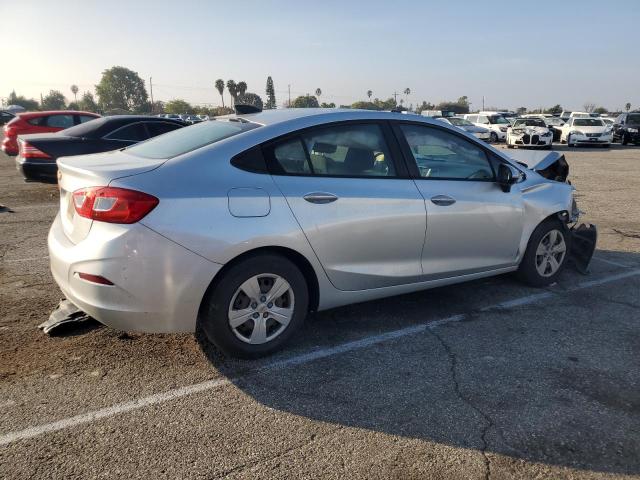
[[559, 197, 597, 275]]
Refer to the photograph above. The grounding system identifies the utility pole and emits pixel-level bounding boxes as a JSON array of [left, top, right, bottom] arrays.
[[288, 84, 291, 107], [482, 95, 485, 111], [149, 76, 154, 114], [393, 91, 400, 105]]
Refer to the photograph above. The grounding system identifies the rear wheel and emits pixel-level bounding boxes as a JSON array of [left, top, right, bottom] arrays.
[[518, 219, 570, 287], [567, 134, 574, 147], [198, 254, 309, 358]]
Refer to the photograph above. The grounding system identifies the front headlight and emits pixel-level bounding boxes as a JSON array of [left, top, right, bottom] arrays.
[[570, 130, 584, 136], [628, 128, 638, 133], [541, 131, 552, 137]]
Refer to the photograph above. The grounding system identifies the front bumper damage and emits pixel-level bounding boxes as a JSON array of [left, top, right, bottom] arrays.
[[559, 210, 598, 274]]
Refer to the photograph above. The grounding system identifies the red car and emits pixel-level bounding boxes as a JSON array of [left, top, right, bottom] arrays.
[[2, 110, 100, 156]]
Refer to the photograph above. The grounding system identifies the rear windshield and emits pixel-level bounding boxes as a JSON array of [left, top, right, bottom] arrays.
[[627, 114, 640, 125], [61, 117, 107, 137], [574, 119, 603, 127], [126, 119, 260, 159]]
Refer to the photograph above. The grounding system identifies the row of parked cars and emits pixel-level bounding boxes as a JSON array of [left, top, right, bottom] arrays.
[[423, 109, 640, 149]]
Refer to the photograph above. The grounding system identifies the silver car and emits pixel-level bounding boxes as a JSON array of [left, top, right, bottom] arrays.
[[49, 109, 595, 357]]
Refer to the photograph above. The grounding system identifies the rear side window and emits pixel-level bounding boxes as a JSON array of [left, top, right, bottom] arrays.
[[46, 115, 75, 128], [127, 119, 260, 159], [146, 121, 183, 137], [27, 117, 46, 126], [399, 124, 494, 180], [78, 115, 97, 124], [105, 123, 149, 141], [266, 123, 396, 177]]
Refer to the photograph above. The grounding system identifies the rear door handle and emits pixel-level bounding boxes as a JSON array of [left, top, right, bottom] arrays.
[[303, 192, 338, 204], [430, 194, 456, 206]]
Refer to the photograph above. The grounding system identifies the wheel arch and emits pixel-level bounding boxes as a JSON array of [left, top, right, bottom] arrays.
[[198, 246, 321, 318]]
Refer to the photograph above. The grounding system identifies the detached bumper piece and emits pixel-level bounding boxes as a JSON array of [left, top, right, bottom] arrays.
[[568, 223, 597, 274], [39, 299, 96, 335]]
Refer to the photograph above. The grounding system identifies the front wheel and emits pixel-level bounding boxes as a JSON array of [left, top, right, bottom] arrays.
[[517, 219, 570, 287], [567, 134, 574, 147], [198, 254, 309, 358], [490, 131, 498, 143], [621, 133, 629, 145]]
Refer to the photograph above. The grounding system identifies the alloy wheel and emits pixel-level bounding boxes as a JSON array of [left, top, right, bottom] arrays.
[[535, 229, 567, 277]]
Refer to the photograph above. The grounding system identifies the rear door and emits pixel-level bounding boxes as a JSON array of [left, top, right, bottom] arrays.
[[394, 122, 524, 278], [266, 121, 426, 291]]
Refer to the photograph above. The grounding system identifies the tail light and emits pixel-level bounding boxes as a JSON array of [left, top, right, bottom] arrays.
[[72, 187, 159, 224], [19, 140, 51, 159]]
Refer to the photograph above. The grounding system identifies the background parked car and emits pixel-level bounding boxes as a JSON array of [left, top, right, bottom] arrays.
[[612, 112, 640, 145], [16, 116, 186, 183], [560, 117, 612, 147], [463, 113, 511, 142], [434, 116, 491, 141], [0, 110, 15, 125], [542, 116, 565, 141], [2, 110, 100, 156], [506, 117, 553, 149]]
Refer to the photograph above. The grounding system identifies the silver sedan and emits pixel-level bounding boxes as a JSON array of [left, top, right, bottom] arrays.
[[49, 109, 595, 357]]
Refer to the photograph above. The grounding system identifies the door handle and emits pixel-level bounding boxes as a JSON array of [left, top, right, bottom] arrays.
[[430, 194, 456, 206], [303, 192, 338, 204]]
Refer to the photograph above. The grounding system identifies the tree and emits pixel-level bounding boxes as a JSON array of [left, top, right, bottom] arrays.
[[95, 66, 148, 112], [41, 90, 67, 110], [367, 90, 372, 100], [315, 88, 322, 101], [70, 84, 79, 104], [164, 99, 193, 114], [404, 88, 411, 105], [516, 106, 527, 115], [215, 79, 225, 108], [78, 92, 99, 113], [545, 104, 563, 114], [237, 81, 248, 96], [320, 102, 336, 108], [291, 95, 319, 108], [7, 90, 39, 111], [436, 100, 469, 114], [625, 103, 632, 112], [416, 100, 435, 114], [265, 76, 276, 109], [593, 106, 608, 115], [583, 102, 596, 113], [226, 80, 238, 107], [236, 92, 263, 110], [351, 101, 380, 110]]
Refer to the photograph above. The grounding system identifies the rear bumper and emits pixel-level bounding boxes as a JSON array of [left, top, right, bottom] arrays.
[[15, 157, 57, 183], [48, 214, 223, 333], [1, 137, 18, 156]]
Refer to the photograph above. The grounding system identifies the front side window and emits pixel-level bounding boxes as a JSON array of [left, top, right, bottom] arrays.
[[46, 115, 75, 128], [268, 123, 396, 177], [627, 114, 640, 125], [399, 124, 494, 180]]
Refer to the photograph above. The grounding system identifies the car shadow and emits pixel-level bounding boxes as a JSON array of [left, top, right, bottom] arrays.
[[197, 249, 640, 476]]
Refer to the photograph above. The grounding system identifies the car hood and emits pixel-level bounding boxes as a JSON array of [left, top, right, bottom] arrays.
[[461, 125, 489, 133], [509, 126, 549, 135], [571, 125, 608, 133], [504, 150, 569, 182]]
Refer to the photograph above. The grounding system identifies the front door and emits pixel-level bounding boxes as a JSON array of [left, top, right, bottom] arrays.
[[266, 122, 426, 291], [394, 122, 524, 278]]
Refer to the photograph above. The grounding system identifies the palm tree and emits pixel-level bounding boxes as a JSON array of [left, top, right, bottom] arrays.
[[367, 90, 372, 100], [226, 80, 237, 107], [404, 88, 410, 106], [626, 102, 632, 112], [315, 88, 322, 102], [237, 81, 247, 96], [215, 79, 225, 108], [70, 84, 78, 104]]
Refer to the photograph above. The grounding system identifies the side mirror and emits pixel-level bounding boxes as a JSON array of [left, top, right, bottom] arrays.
[[497, 164, 516, 192]]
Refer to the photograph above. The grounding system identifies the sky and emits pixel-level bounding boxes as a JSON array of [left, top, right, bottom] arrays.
[[1, 0, 639, 111]]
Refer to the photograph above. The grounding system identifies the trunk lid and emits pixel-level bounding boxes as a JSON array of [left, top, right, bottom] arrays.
[[57, 149, 166, 243]]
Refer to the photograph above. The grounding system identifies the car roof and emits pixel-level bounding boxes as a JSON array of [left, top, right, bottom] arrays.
[[62, 115, 186, 138], [17, 110, 100, 118]]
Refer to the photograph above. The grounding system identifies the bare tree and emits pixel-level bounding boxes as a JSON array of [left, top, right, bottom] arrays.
[[583, 102, 596, 113]]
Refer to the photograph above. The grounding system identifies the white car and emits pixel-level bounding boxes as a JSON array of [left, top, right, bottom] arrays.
[[506, 118, 553, 149], [560, 117, 613, 147], [463, 113, 511, 142]]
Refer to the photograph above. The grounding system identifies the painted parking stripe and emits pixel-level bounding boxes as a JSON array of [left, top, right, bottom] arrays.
[[1, 268, 639, 447]]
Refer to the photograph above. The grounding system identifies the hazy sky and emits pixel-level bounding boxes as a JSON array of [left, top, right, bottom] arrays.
[[1, 0, 638, 111]]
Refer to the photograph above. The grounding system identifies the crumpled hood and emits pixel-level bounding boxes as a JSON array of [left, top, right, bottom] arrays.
[[504, 150, 569, 182]]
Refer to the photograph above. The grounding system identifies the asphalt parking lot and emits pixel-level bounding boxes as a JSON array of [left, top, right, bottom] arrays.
[[1, 143, 639, 479]]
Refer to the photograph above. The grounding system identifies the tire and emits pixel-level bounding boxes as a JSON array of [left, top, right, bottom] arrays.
[[490, 131, 498, 143], [198, 254, 309, 358], [567, 134, 574, 147], [517, 219, 570, 287], [621, 133, 629, 146]]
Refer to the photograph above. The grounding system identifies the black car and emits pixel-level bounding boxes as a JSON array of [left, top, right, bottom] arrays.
[[0, 110, 15, 125], [612, 112, 640, 145], [15, 116, 186, 182]]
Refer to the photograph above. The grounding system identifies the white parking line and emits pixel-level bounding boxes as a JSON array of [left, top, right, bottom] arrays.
[[592, 256, 632, 268], [1, 268, 639, 447]]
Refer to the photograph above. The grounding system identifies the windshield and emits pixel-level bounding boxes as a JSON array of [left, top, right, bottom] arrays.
[[627, 114, 640, 125], [126, 119, 260, 159], [573, 119, 604, 127], [60, 117, 108, 138], [447, 117, 473, 127], [545, 118, 564, 126], [513, 119, 546, 128], [488, 115, 510, 124]]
